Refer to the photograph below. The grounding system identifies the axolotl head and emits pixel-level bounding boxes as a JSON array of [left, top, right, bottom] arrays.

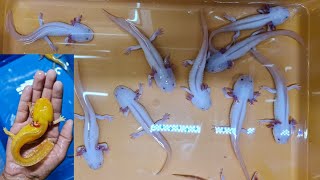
[[114, 85, 136, 107], [191, 88, 212, 111], [32, 98, 54, 124], [272, 124, 291, 144], [71, 23, 94, 42], [83, 148, 104, 170], [205, 52, 230, 73], [154, 67, 176, 92], [233, 75, 254, 93], [269, 6, 290, 26]]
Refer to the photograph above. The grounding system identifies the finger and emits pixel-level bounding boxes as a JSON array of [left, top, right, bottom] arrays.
[[15, 86, 32, 123], [41, 69, 57, 100], [32, 70, 45, 103], [51, 81, 63, 120], [55, 120, 73, 162]]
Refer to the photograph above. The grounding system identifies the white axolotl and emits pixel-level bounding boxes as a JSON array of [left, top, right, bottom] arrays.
[[251, 49, 300, 144], [74, 60, 112, 170], [104, 10, 176, 93], [114, 84, 172, 174], [206, 30, 305, 73], [209, 5, 290, 53], [6, 11, 94, 51], [182, 10, 212, 110], [217, 75, 260, 180]]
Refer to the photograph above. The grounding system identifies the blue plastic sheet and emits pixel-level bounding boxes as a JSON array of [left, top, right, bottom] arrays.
[[0, 54, 74, 179]]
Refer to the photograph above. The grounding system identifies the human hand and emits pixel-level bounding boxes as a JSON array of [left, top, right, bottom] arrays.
[[1, 69, 73, 180]]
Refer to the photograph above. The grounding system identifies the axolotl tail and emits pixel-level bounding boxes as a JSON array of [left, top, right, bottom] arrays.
[[6, 10, 25, 40], [231, 137, 251, 180], [102, 9, 149, 43], [11, 137, 54, 166], [155, 146, 172, 174]]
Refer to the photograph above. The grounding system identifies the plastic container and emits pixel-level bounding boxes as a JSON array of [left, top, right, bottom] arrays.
[[0, 55, 74, 180], [0, 0, 319, 180]]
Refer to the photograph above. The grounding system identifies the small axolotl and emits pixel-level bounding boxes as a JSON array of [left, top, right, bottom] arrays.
[[6, 11, 94, 51], [114, 84, 172, 174], [103, 10, 176, 93], [182, 10, 212, 110], [3, 98, 65, 166], [218, 75, 260, 180], [74, 60, 112, 170], [209, 5, 290, 53], [250, 49, 300, 144], [206, 30, 305, 73]]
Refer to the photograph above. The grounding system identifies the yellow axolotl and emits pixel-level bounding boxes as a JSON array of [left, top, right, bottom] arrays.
[[3, 98, 65, 166]]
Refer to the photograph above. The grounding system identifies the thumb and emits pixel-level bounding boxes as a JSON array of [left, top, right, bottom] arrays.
[[55, 120, 73, 162]]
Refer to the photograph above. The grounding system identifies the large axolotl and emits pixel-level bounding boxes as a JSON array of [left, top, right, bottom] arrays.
[[182, 10, 212, 110], [114, 84, 172, 174], [219, 75, 260, 180], [74, 60, 112, 170], [209, 5, 290, 53], [6, 11, 94, 51], [3, 98, 65, 166], [206, 30, 304, 73], [251, 49, 300, 144], [103, 10, 176, 93]]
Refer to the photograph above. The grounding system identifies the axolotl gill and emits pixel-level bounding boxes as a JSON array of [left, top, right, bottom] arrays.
[[3, 98, 65, 166]]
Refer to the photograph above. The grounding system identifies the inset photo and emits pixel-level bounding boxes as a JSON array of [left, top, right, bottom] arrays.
[[0, 54, 74, 180]]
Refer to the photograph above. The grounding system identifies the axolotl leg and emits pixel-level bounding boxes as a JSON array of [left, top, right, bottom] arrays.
[[38, 13, 58, 51], [287, 84, 301, 91], [53, 115, 66, 125], [259, 119, 281, 128], [124, 28, 164, 54], [248, 91, 260, 105], [261, 84, 300, 93], [130, 113, 170, 139], [222, 87, 239, 102], [180, 86, 194, 101]]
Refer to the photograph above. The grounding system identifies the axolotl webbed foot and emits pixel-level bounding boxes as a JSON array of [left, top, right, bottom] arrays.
[[53, 115, 66, 125], [186, 93, 194, 101], [120, 106, 129, 114], [201, 83, 209, 90]]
